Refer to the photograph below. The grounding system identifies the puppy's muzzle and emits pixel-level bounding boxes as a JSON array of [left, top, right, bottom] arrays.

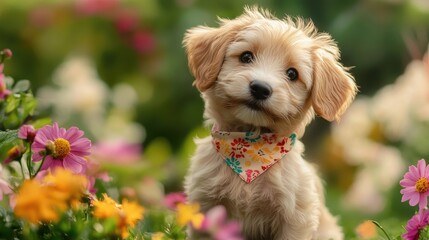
[[250, 80, 272, 100]]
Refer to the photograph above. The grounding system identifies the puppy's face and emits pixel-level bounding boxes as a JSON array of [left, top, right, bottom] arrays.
[[184, 8, 357, 135]]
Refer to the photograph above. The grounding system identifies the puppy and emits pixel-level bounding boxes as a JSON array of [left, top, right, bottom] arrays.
[[183, 7, 357, 240]]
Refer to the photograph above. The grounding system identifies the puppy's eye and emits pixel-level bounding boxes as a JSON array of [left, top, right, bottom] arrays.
[[286, 68, 299, 81], [239, 51, 254, 64]]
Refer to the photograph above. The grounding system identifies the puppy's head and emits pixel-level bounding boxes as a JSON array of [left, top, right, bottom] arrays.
[[184, 7, 357, 136]]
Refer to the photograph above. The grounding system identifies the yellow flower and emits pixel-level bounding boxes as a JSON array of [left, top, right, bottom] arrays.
[[355, 220, 377, 239], [176, 202, 204, 229], [151, 232, 165, 240], [122, 198, 145, 227], [92, 194, 145, 239], [92, 194, 119, 219], [14, 169, 88, 224]]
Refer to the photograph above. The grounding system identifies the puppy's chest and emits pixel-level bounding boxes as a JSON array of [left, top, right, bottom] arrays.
[[197, 137, 297, 205], [212, 156, 287, 205]]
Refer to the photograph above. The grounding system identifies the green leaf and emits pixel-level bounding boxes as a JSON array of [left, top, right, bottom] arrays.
[[4, 76, 14, 89], [0, 129, 19, 161], [32, 118, 52, 128], [2, 111, 19, 129], [5, 94, 18, 113], [18, 93, 36, 122], [12, 80, 30, 93], [0, 130, 18, 149]]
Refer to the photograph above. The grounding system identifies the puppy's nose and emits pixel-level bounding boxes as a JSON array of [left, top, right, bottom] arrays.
[[250, 80, 272, 100]]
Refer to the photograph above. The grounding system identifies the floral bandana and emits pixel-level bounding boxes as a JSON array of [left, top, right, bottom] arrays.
[[211, 129, 296, 183]]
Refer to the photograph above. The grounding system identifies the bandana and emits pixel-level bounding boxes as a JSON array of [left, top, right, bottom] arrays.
[[211, 129, 296, 183]]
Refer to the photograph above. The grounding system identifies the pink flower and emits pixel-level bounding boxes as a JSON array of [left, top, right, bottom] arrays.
[[32, 123, 91, 174], [132, 31, 155, 54], [400, 159, 429, 209], [0, 166, 12, 200], [91, 141, 141, 164], [0, 178, 12, 201], [163, 192, 187, 209], [201, 205, 243, 240], [0, 64, 11, 100], [115, 9, 139, 33], [18, 124, 37, 143], [403, 209, 429, 240], [75, 0, 119, 15]]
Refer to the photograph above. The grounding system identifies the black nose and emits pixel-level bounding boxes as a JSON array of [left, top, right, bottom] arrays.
[[250, 80, 272, 100]]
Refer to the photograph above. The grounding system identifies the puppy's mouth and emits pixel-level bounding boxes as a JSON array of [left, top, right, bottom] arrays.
[[245, 101, 264, 111]]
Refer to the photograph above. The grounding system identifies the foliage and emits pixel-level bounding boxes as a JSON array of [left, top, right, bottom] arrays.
[[0, 49, 243, 240], [0, 0, 429, 239]]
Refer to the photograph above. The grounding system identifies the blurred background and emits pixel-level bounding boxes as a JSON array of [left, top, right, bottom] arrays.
[[1, 0, 428, 237]]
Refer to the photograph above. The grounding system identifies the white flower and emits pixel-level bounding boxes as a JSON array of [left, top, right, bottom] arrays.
[[37, 55, 109, 126]]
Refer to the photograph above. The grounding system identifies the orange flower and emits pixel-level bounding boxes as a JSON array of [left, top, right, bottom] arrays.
[[355, 220, 377, 239], [176, 202, 204, 229], [14, 169, 88, 224], [92, 194, 144, 239], [14, 180, 66, 224], [246, 141, 273, 164], [43, 168, 88, 208]]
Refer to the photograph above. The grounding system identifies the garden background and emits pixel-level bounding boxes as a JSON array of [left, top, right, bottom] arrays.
[[1, 0, 429, 238]]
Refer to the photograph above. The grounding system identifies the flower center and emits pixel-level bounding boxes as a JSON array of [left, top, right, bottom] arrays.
[[415, 177, 429, 193], [53, 138, 71, 159]]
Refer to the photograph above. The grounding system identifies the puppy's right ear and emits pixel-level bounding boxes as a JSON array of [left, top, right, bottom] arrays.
[[183, 24, 238, 92]]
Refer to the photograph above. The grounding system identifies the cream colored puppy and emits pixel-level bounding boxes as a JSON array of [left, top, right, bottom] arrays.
[[183, 7, 357, 240]]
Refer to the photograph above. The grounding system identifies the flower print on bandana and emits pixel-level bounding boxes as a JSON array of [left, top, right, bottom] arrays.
[[225, 157, 242, 174], [246, 141, 274, 165], [230, 138, 249, 159], [245, 169, 260, 183], [244, 131, 261, 143], [212, 129, 296, 183]]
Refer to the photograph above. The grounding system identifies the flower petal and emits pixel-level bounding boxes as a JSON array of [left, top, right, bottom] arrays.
[[400, 178, 417, 188], [70, 138, 92, 156], [64, 127, 84, 143], [419, 194, 428, 210], [63, 157, 83, 174], [418, 159, 427, 177], [410, 165, 421, 180], [409, 193, 420, 206]]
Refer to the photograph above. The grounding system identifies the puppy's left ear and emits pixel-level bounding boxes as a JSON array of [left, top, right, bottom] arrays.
[[311, 41, 357, 121], [183, 20, 245, 92], [183, 25, 234, 92]]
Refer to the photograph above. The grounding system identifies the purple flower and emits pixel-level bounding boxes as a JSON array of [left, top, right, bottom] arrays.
[[403, 209, 429, 240], [32, 123, 91, 174], [201, 205, 243, 240], [400, 159, 429, 209]]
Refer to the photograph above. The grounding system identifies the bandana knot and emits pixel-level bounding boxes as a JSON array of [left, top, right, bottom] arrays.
[[212, 130, 296, 183]]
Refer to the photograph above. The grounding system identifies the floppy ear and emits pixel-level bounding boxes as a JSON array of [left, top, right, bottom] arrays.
[[183, 22, 242, 92], [183, 6, 266, 92], [311, 41, 357, 121]]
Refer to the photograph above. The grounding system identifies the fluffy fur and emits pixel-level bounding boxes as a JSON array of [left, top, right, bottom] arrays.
[[183, 7, 357, 240]]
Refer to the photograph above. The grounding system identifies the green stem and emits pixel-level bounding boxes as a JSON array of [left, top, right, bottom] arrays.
[[26, 143, 32, 178], [18, 160, 25, 180], [372, 220, 392, 240], [32, 154, 47, 179]]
